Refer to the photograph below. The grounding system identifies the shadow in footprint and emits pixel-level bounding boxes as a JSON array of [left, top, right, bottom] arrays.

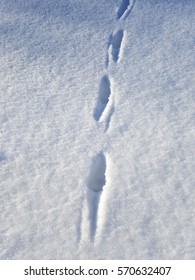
[[112, 29, 124, 63], [117, 0, 136, 21], [0, 152, 6, 162], [93, 75, 111, 121], [88, 152, 106, 192], [117, 0, 130, 20], [87, 152, 106, 239]]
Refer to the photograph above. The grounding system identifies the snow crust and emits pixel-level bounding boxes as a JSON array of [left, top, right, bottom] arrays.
[[0, 0, 194, 259]]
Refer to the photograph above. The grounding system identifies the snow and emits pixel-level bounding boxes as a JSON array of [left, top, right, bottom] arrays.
[[0, 0, 194, 259]]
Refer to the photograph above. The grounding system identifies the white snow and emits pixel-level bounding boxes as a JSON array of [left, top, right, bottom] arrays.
[[0, 0, 194, 259]]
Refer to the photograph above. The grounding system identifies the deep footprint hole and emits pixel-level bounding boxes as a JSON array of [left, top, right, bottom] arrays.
[[98, 75, 111, 105], [117, 0, 130, 20], [111, 30, 124, 62], [112, 29, 124, 50], [88, 152, 106, 192], [93, 75, 111, 121]]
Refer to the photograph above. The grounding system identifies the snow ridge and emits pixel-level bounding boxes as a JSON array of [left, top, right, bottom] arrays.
[[80, 0, 136, 245]]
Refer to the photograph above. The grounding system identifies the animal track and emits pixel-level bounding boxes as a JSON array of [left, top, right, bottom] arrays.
[[111, 29, 124, 63], [93, 75, 111, 122], [117, 0, 136, 21], [83, 0, 137, 244], [88, 152, 106, 192], [79, 153, 107, 244], [87, 152, 107, 239], [117, 0, 130, 20]]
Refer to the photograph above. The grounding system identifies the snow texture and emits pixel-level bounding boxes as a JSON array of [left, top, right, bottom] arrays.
[[0, 0, 195, 259]]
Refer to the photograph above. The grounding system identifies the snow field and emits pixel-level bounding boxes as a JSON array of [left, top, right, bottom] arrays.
[[0, 0, 194, 259]]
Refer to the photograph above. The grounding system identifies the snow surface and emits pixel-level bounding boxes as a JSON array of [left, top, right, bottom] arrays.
[[0, 0, 195, 259]]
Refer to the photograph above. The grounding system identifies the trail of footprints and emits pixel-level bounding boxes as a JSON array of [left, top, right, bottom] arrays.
[[80, 0, 136, 244]]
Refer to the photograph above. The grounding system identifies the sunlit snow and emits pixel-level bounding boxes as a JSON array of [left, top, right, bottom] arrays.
[[0, 0, 194, 259]]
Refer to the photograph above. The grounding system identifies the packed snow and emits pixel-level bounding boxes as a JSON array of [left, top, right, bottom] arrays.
[[0, 0, 194, 259]]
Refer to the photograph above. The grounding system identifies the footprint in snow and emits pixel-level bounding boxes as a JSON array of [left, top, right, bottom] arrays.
[[111, 29, 124, 63], [87, 152, 107, 239], [88, 152, 106, 192], [93, 75, 111, 122], [117, 0, 136, 21]]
